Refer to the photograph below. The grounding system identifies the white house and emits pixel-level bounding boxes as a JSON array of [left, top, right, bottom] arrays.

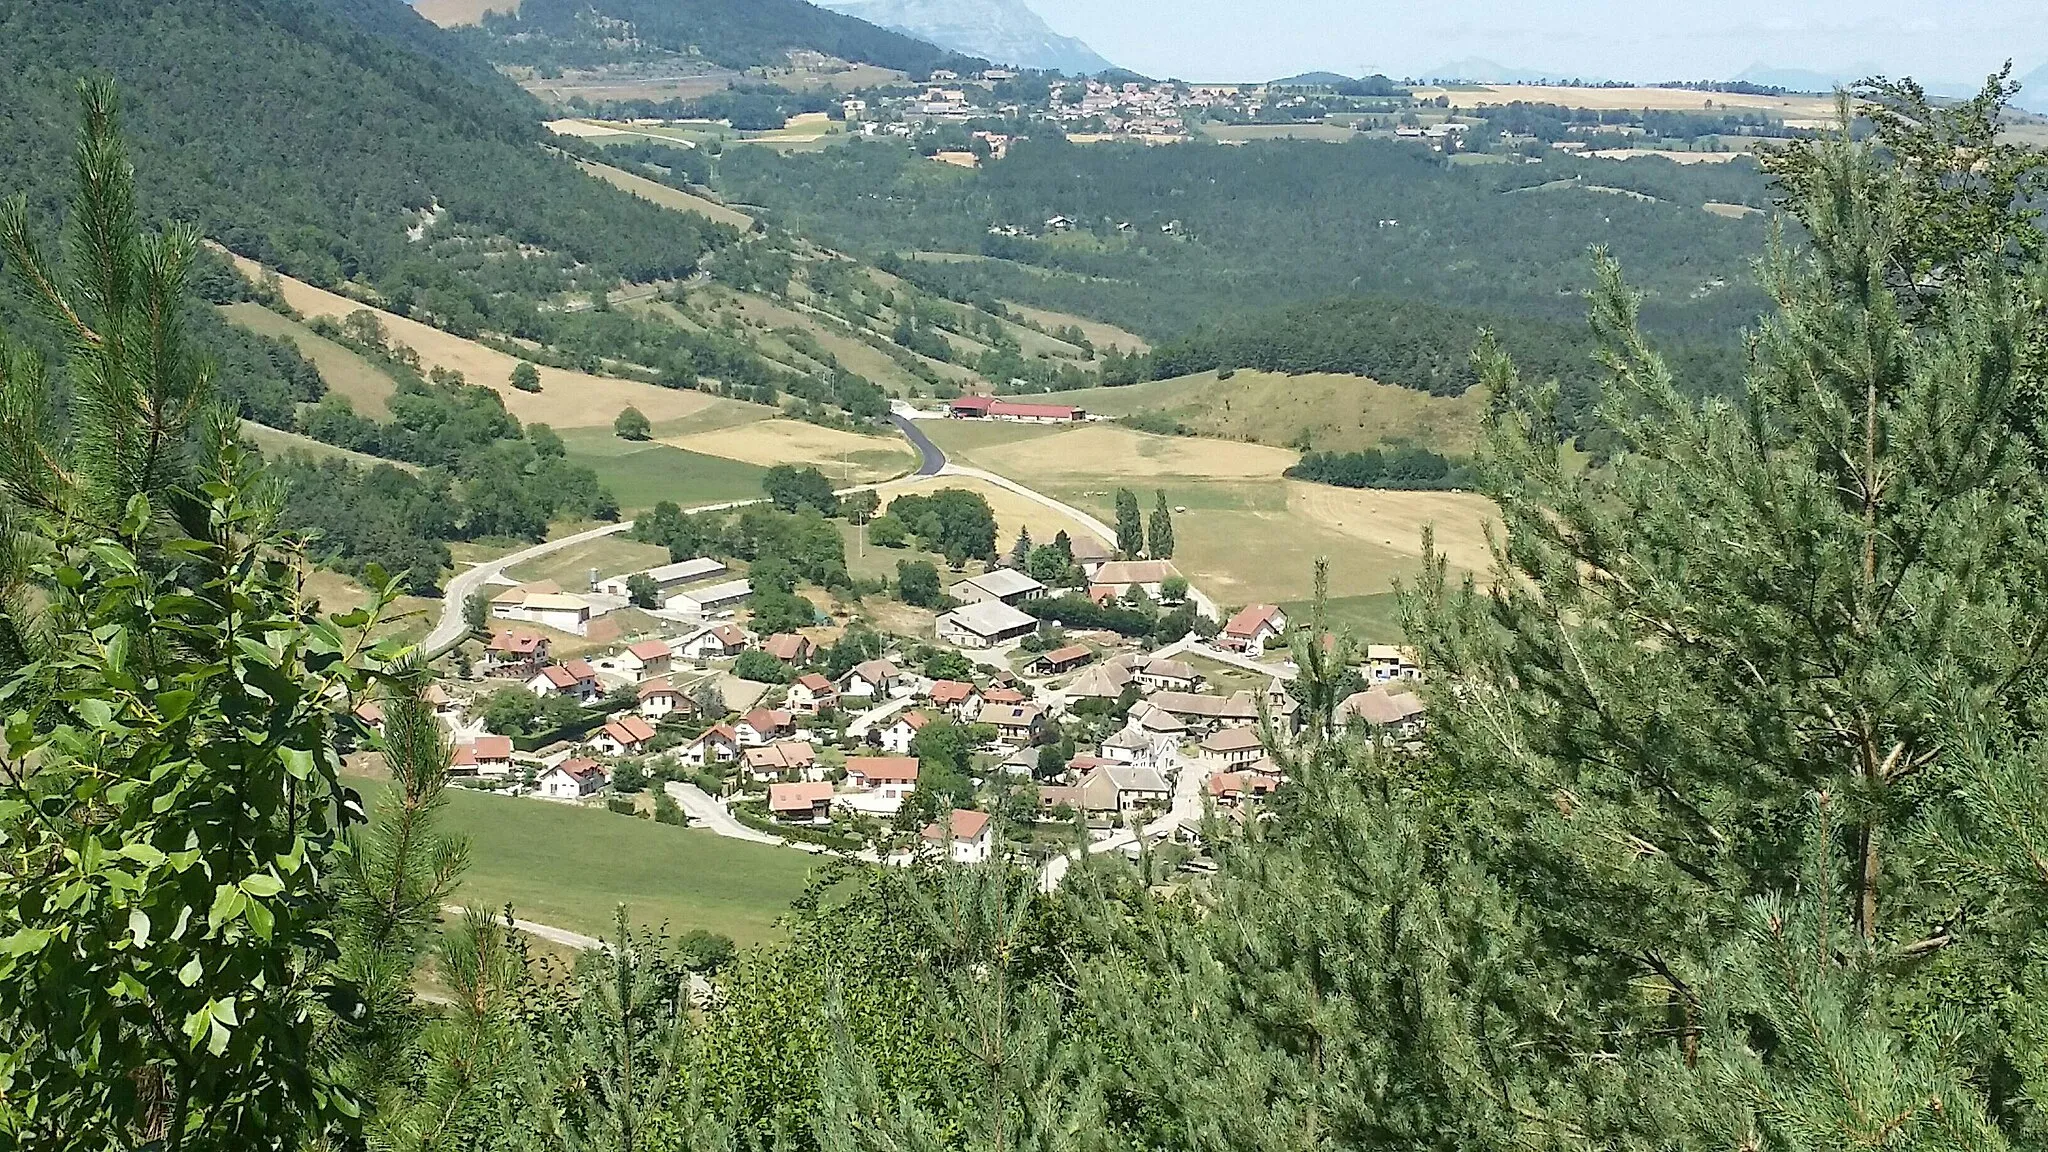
[[1200, 725, 1265, 766], [682, 723, 740, 766], [743, 741, 822, 783], [1220, 603, 1288, 653], [596, 557, 726, 599], [844, 756, 920, 803], [787, 673, 840, 715], [920, 808, 993, 865], [1100, 726, 1165, 767], [637, 678, 687, 720], [1078, 763, 1172, 816], [618, 639, 673, 677], [491, 584, 594, 636], [538, 757, 609, 799], [736, 708, 795, 746], [1364, 644, 1422, 683], [876, 710, 932, 755], [452, 736, 515, 779], [591, 715, 658, 756], [678, 623, 749, 661], [949, 568, 1046, 607], [840, 659, 904, 700], [1133, 656, 1201, 694], [665, 579, 751, 616], [936, 600, 1039, 649], [527, 659, 601, 702]]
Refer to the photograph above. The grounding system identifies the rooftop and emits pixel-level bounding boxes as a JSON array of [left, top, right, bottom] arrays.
[[939, 599, 1039, 638], [956, 568, 1047, 599]]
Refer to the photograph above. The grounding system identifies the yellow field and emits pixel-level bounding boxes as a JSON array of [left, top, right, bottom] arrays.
[[1202, 123, 1356, 143], [664, 419, 917, 482], [1420, 84, 1840, 120], [575, 160, 756, 230], [225, 255, 729, 430], [1002, 302, 1151, 354], [964, 423, 1299, 482], [221, 302, 397, 418], [506, 535, 671, 589], [301, 569, 440, 644], [412, 0, 516, 25], [1704, 201, 1766, 219], [1042, 370, 1487, 456]]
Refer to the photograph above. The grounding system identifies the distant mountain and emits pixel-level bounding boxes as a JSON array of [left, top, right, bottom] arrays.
[[1418, 58, 1606, 85], [817, 0, 1112, 75], [2016, 63, 2048, 113], [1270, 71, 1355, 87], [1736, 62, 1992, 101]]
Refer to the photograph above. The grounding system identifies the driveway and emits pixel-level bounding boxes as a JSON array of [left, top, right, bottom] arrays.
[[663, 781, 786, 847]]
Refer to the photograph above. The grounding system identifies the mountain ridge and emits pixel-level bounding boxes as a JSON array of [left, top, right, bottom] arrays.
[[817, 0, 1112, 75]]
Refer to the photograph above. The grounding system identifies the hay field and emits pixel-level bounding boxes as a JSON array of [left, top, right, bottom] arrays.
[[507, 534, 671, 588], [575, 160, 755, 229], [556, 426, 769, 512], [964, 422, 1298, 482], [242, 422, 417, 473], [1420, 84, 1839, 119], [1003, 302, 1151, 354], [1704, 201, 1766, 219], [412, 0, 517, 25], [663, 419, 917, 483], [1042, 371, 1486, 456], [225, 255, 727, 430], [221, 303, 397, 418]]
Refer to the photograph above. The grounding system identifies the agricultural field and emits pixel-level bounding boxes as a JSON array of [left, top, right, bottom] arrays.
[[240, 421, 417, 472], [1201, 122, 1358, 143], [661, 418, 917, 484], [225, 256, 730, 430], [1002, 302, 1151, 354], [300, 568, 439, 644], [1288, 592, 1410, 643], [410, 0, 518, 24], [348, 777, 819, 944], [574, 159, 756, 230], [505, 534, 672, 589], [221, 302, 397, 418], [556, 425, 771, 513], [1041, 370, 1487, 456], [1416, 84, 1840, 119]]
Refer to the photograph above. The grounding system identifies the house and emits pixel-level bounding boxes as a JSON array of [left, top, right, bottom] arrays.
[[452, 736, 515, 778], [1030, 644, 1093, 675], [1101, 726, 1164, 766], [944, 396, 1087, 423], [759, 633, 816, 665], [665, 579, 752, 616], [618, 639, 673, 677], [491, 584, 594, 636], [1221, 604, 1289, 653], [678, 623, 749, 661], [538, 757, 609, 799], [788, 673, 840, 715], [1077, 763, 1172, 816], [595, 557, 726, 599], [1335, 686, 1427, 736], [978, 701, 1045, 745], [1038, 784, 1083, 816], [921, 808, 994, 865], [1365, 644, 1422, 683], [1207, 771, 1280, 807], [637, 678, 687, 720], [983, 686, 1027, 707], [927, 680, 981, 720], [486, 631, 550, 676], [424, 684, 461, 721], [682, 723, 740, 766], [736, 708, 795, 746], [844, 756, 920, 801], [768, 781, 835, 825], [1068, 536, 1113, 578], [1133, 656, 1202, 694], [1089, 560, 1180, 599], [1200, 726, 1266, 766], [352, 701, 387, 737], [591, 714, 658, 756], [876, 710, 932, 755], [743, 741, 821, 783], [1148, 690, 1260, 731], [950, 568, 1047, 606], [1130, 701, 1188, 738], [937, 600, 1040, 649], [841, 659, 903, 700], [527, 659, 601, 702], [1065, 655, 1135, 700]]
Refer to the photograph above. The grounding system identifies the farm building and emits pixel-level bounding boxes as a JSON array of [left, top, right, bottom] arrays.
[[1089, 560, 1180, 599], [665, 579, 751, 616], [1030, 644, 1093, 675], [595, 557, 726, 599], [945, 395, 1086, 423], [949, 568, 1047, 606], [491, 584, 594, 636], [936, 600, 1040, 649]]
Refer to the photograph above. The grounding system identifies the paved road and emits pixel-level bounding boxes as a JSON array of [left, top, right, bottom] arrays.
[[664, 781, 787, 846], [442, 904, 607, 951], [426, 520, 639, 655], [1038, 752, 1219, 892], [890, 411, 948, 476], [846, 695, 915, 738]]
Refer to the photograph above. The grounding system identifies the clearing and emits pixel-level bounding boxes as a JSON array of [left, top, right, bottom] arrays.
[[957, 422, 1299, 482], [221, 302, 397, 418], [575, 159, 756, 230], [349, 777, 819, 943], [1041, 371, 1485, 456], [556, 425, 771, 512], [663, 418, 918, 484], [1704, 201, 1767, 219], [241, 422, 417, 473], [301, 568, 439, 644], [1003, 302, 1150, 355], [411, 0, 517, 24], [225, 255, 733, 430]]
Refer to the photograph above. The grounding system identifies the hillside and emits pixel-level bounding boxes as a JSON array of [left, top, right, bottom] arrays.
[[819, 0, 1113, 75], [1047, 371, 1488, 457]]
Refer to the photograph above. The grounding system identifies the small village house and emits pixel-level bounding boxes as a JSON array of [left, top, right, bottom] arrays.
[[743, 742, 822, 783], [787, 673, 840, 715], [926, 679, 982, 720], [618, 639, 673, 678], [1068, 536, 1113, 578], [591, 714, 658, 756], [736, 708, 796, 746], [1133, 656, 1202, 694], [486, 632, 550, 677], [840, 659, 904, 700], [759, 633, 816, 665], [949, 568, 1047, 607], [452, 736, 515, 779], [1207, 771, 1280, 808], [527, 659, 601, 703], [1064, 655, 1135, 701], [768, 781, 835, 825], [1220, 604, 1289, 654], [1364, 644, 1422, 683], [936, 600, 1040, 649], [921, 808, 994, 865], [353, 701, 386, 738], [682, 724, 740, 766], [1078, 763, 1172, 817], [876, 710, 931, 755], [1101, 726, 1165, 767], [538, 757, 609, 800], [1335, 685, 1426, 737], [844, 756, 920, 803], [1146, 690, 1260, 732], [637, 678, 687, 720], [1200, 726, 1265, 766], [978, 701, 1046, 745], [677, 623, 749, 661]]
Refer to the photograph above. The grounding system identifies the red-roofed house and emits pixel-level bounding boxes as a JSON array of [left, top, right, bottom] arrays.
[[768, 781, 835, 825], [620, 639, 673, 677], [1207, 771, 1281, 807], [876, 709, 932, 755], [683, 724, 740, 766], [353, 701, 386, 737], [788, 673, 840, 715], [1029, 644, 1093, 675], [947, 395, 1085, 423], [983, 686, 1027, 706], [920, 808, 993, 864], [736, 709, 795, 746], [527, 659, 601, 702], [592, 714, 658, 756], [927, 680, 982, 721], [744, 741, 821, 783], [452, 736, 514, 778], [1220, 603, 1289, 653], [678, 623, 749, 661], [539, 757, 609, 799], [760, 634, 816, 665], [486, 631, 550, 676], [637, 678, 688, 720], [845, 756, 920, 801]]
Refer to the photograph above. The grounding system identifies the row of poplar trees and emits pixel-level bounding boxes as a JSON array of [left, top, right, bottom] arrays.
[[6, 72, 2048, 1150]]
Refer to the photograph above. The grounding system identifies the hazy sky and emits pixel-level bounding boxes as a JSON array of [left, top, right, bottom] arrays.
[[1024, 0, 2047, 86]]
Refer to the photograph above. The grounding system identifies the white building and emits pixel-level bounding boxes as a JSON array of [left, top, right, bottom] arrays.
[[949, 568, 1046, 607], [538, 757, 608, 799], [936, 600, 1039, 649], [921, 808, 993, 865], [596, 557, 726, 599], [665, 579, 752, 616], [491, 585, 594, 636]]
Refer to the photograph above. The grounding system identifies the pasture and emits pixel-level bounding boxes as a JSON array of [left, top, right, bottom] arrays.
[[557, 425, 770, 512], [1002, 302, 1151, 354], [661, 419, 917, 484], [1202, 122, 1358, 143], [221, 302, 397, 418], [695, 287, 931, 394], [575, 159, 756, 230], [300, 569, 439, 644], [1417, 84, 1839, 120], [1040, 370, 1486, 456], [227, 255, 729, 430], [505, 534, 672, 589], [411, 0, 517, 24], [348, 777, 820, 944]]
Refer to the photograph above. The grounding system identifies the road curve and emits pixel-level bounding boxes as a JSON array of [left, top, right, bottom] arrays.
[[890, 412, 948, 477]]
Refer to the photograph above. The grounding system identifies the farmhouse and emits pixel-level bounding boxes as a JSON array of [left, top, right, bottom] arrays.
[[742, 741, 821, 783], [1364, 644, 1422, 683], [1335, 686, 1426, 736], [945, 395, 1087, 423], [1065, 654, 1136, 700], [1207, 770, 1280, 807], [491, 584, 594, 636], [921, 808, 994, 865], [876, 709, 932, 755], [788, 673, 840, 715], [841, 659, 904, 699], [618, 639, 673, 677], [736, 708, 795, 746], [452, 736, 514, 778], [1148, 690, 1260, 731], [682, 723, 740, 766], [665, 579, 752, 616], [936, 600, 1040, 649], [1133, 656, 1202, 693], [1221, 603, 1289, 653], [1068, 535, 1113, 577], [1101, 726, 1166, 767], [927, 679, 982, 719], [1030, 644, 1093, 675], [844, 756, 920, 802], [527, 659, 600, 702], [1200, 726, 1266, 765], [977, 701, 1046, 745], [486, 631, 550, 676], [1130, 701, 1188, 737], [591, 715, 658, 756], [538, 757, 608, 799], [759, 633, 816, 664], [595, 557, 726, 599], [768, 781, 835, 825], [636, 678, 687, 720], [1078, 763, 1172, 816], [949, 568, 1046, 606], [678, 623, 749, 661], [1089, 560, 1180, 599]]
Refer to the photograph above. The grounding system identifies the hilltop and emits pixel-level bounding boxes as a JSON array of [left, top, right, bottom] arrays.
[[820, 0, 1114, 75]]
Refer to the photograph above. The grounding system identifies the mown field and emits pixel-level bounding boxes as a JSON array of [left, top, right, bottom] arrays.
[[557, 426, 770, 513], [662, 417, 917, 484], [575, 159, 756, 230], [505, 533, 672, 589], [348, 777, 821, 944], [222, 302, 397, 418], [1042, 370, 1487, 456]]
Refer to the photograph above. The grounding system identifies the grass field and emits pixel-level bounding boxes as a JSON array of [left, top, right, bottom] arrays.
[[1415, 84, 1839, 119], [663, 419, 917, 483], [348, 777, 820, 943], [1202, 122, 1358, 143], [1002, 302, 1151, 354], [301, 569, 439, 643], [242, 422, 418, 472], [225, 255, 729, 430], [557, 426, 771, 512], [575, 159, 756, 230], [221, 302, 397, 418], [1041, 371, 1486, 456], [506, 534, 672, 589], [1286, 592, 1410, 643]]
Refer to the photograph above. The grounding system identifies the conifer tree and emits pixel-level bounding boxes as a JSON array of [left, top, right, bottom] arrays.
[[1112, 489, 1142, 558], [1008, 526, 1033, 569], [1146, 490, 1174, 558]]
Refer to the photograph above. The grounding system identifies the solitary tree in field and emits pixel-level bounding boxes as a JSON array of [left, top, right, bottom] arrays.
[[509, 361, 541, 392], [1147, 490, 1174, 558], [1113, 488, 1143, 557], [614, 406, 651, 441]]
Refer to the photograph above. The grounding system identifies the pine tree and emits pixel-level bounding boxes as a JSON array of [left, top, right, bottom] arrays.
[[1146, 490, 1175, 558], [1009, 526, 1033, 569], [1113, 489, 1143, 558]]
